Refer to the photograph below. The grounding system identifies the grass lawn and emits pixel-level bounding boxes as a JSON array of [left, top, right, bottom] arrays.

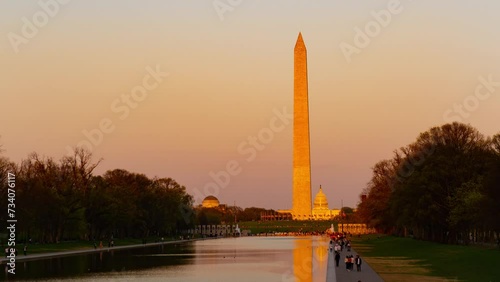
[[15, 237, 177, 255], [352, 234, 500, 282], [238, 220, 336, 234]]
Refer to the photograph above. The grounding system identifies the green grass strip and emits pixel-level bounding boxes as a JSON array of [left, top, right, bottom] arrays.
[[352, 234, 500, 282]]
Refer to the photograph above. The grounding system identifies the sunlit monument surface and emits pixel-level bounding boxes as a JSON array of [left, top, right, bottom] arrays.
[[292, 32, 312, 220], [276, 33, 340, 220]]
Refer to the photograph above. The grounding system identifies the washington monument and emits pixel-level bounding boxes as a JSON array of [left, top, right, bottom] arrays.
[[292, 32, 312, 220]]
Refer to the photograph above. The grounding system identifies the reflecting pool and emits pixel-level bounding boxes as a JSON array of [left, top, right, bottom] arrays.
[[3, 236, 330, 281]]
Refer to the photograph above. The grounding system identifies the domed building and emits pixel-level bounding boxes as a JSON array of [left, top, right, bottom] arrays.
[[313, 186, 329, 210], [312, 186, 340, 220], [201, 195, 220, 208], [276, 185, 340, 220]]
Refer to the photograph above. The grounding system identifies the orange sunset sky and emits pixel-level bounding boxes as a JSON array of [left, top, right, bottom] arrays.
[[1, 1, 500, 209]]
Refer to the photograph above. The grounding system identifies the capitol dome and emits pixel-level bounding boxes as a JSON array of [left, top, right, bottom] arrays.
[[313, 186, 329, 210], [201, 195, 220, 208]]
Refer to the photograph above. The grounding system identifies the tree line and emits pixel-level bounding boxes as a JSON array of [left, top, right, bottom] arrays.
[[357, 122, 500, 244], [196, 206, 278, 225], [0, 148, 195, 243], [0, 146, 292, 244], [194, 206, 359, 225]]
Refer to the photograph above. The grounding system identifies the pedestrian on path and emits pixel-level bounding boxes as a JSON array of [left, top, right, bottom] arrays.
[[355, 255, 362, 272], [335, 251, 340, 267], [23, 245, 27, 256]]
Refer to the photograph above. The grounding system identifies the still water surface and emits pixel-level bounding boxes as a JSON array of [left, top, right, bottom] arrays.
[[5, 236, 330, 281]]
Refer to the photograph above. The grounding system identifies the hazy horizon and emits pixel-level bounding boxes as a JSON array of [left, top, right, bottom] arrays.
[[1, 0, 500, 209]]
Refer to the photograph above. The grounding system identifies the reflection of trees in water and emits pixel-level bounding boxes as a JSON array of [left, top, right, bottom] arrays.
[[4, 243, 196, 280]]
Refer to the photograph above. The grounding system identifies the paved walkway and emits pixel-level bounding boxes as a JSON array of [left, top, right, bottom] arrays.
[[326, 248, 384, 282], [0, 239, 197, 264]]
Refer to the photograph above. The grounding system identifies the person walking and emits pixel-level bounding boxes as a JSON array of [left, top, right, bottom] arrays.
[[335, 251, 340, 267], [23, 245, 27, 256], [355, 255, 362, 272]]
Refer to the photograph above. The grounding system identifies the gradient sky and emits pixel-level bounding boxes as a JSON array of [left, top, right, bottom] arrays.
[[1, 0, 500, 209]]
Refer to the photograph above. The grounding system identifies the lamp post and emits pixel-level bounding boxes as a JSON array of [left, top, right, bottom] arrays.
[[341, 199, 344, 233]]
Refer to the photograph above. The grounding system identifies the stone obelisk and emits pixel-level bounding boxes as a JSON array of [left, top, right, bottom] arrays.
[[292, 32, 312, 220]]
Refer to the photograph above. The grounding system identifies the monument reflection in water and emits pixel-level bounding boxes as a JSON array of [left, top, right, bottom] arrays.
[[288, 236, 329, 282], [3, 236, 329, 281]]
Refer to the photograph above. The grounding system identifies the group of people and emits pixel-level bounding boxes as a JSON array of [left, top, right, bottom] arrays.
[[93, 240, 114, 249], [330, 237, 351, 252], [344, 254, 362, 272], [329, 237, 363, 272], [4, 245, 28, 257]]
